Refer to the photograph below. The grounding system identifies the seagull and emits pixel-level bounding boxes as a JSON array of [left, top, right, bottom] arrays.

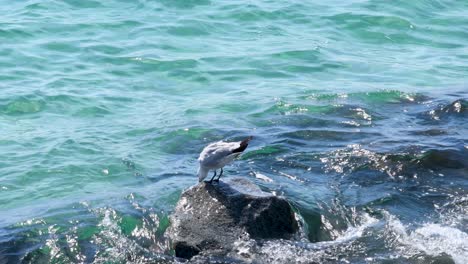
[[197, 136, 253, 183]]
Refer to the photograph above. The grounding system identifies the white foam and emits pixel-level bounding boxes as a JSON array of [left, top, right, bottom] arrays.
[[387, 215, 468, 264], [331, 213, 378, 243], [408, 224, 467, 264], [233, 213, 379, 263]]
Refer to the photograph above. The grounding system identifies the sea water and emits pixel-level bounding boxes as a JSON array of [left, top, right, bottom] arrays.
[[0, 0, 467, 263]]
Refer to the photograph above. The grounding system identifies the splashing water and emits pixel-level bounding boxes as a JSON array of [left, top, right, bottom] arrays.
[[1, 0, 468, 263]]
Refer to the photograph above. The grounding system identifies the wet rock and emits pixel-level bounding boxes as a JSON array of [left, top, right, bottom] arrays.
[[166, 177, 299, 260], [427, 99, 468, 120], [417, 148, 467, 169]]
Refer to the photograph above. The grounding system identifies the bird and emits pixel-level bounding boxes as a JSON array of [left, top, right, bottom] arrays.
[[197, 136, 253, 183]]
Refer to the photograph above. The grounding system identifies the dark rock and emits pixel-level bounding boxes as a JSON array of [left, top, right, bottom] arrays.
[[166, 177, 299, 260], [174, 242, 200, 260]]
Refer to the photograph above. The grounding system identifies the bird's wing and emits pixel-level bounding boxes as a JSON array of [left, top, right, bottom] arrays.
[[197, 141, 236, 165], [198, 137, 252, 168]]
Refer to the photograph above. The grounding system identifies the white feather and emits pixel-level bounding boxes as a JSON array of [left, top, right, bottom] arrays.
[[197, 140, 247, 182]]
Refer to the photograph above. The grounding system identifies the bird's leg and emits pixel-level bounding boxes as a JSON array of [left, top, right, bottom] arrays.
[[208, 170, 217, 183], [214, 168, 223, 182]]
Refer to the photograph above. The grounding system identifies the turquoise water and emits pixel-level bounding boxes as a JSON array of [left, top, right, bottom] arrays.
[[1, 0, 467, 263]]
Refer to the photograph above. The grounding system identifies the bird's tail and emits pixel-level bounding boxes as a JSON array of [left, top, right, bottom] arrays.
[[232, 136, 253, 153], [197, 166, 209, 182]]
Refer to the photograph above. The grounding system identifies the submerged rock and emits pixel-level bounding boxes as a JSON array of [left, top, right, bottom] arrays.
[[166, 177, 299, 260]]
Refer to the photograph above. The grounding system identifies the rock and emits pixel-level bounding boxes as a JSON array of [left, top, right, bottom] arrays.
[[166, 177, 299, 260]]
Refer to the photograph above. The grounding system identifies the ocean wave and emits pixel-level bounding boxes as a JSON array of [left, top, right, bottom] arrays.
[[385, 209, 468, 264], [0, 96, 46, 115], [426, 99, 468, 121], [321, 144, 467, 176]]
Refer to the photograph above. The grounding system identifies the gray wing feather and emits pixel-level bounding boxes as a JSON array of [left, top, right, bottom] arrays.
[[198, 141, 241, 168]]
